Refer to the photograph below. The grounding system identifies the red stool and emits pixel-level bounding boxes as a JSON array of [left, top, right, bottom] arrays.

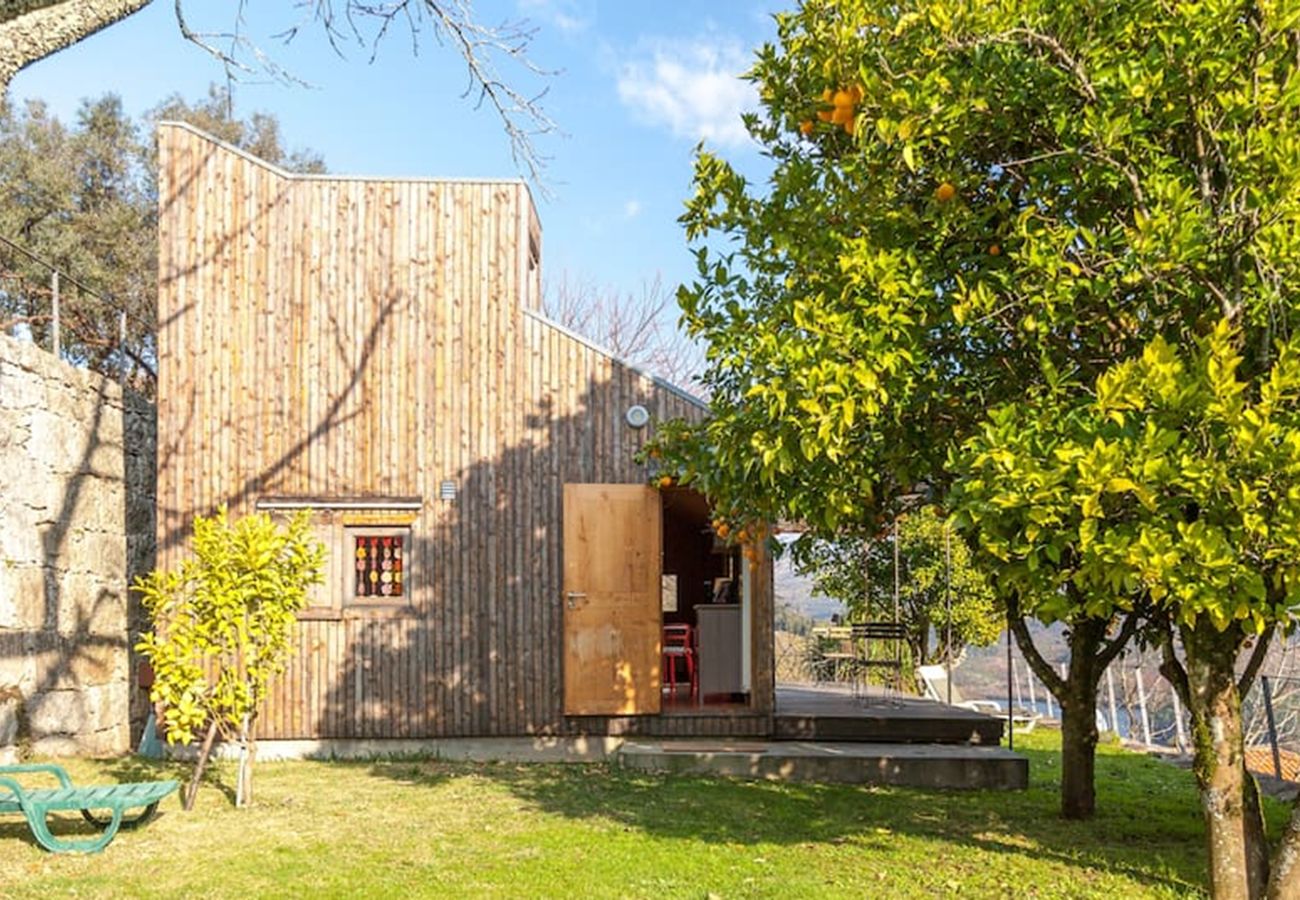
[[662, 624, 697, 699]]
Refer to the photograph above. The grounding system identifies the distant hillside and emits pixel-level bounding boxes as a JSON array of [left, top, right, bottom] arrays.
[[955, 621, 1069, 700], [773, 551, 844, 622]]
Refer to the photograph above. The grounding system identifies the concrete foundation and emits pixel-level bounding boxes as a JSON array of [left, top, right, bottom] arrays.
[[617, 739, 1029, 790], [187, 735, 628, 763]]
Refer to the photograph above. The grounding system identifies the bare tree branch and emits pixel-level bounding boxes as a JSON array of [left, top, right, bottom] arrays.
[[1238, 624, 1277, 697], [542, 272, 703, 387], [0, 0, 150, 91], [295, 0, 557, 189], [1, 0, 556, 187]]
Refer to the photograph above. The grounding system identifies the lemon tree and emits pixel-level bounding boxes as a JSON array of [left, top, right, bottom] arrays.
[[135, 507, 323, 810]]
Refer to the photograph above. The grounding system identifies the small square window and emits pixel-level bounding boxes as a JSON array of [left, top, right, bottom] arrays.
[[350, 528, 408, 601]]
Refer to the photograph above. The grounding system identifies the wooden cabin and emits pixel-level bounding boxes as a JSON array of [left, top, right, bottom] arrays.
[[154, 123, 774, 743]]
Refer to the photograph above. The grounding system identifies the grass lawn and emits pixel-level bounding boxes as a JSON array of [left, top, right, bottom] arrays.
[[0, 731, 1286, 898]]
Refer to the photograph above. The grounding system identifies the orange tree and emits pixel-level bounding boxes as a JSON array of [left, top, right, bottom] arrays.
[[652, 0, 1300, 866], [953, 327, 1300, 898]]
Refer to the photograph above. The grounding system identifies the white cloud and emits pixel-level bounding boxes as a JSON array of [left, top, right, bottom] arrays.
[[623, 199, 642, 219], [616, 38, 757, 148], [517, 0, 589, 33]]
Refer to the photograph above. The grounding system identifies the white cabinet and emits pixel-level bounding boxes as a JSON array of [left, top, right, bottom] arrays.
[[697, 604, 743, 697]]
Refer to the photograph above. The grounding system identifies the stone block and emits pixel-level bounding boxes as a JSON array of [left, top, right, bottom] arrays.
[[0, 496, 40, 560], [0, 362, 47, 410], [63, 724, 128, 757], [0, 634, 37, 692], [26, 689, 87, 736], [46, 638, 129, 689], [0, 693, 21, 745], [66, 529, 127, 576], [0, 566, 49, 629], [29, 734, 81, 757], [56, 573, 125, 636]]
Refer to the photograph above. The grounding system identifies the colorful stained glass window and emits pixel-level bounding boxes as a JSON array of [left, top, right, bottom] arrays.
[[354, 534, 405, 599]]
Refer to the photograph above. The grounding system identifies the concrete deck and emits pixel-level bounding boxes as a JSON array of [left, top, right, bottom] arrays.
[[617, 738, 1028, 790]]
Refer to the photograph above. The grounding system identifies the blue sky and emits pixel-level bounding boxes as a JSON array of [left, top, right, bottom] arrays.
[[10, 0, 784, 312]]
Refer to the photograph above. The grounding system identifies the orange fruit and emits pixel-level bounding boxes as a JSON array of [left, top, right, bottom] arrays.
[[935, 181, 957, 202], [816, 87, 834, 122], [736, 528, 750, 544], [842, 118, 855, 136], [988, 244, 1001, 256], [658, 475, 673, 488], [717, 523, 731, 539], [799, 119, 814, 136]]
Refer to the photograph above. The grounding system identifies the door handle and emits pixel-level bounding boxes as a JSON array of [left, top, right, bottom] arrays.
[[566, 591, 587, 609]]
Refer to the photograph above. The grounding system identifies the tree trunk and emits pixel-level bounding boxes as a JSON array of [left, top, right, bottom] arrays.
[[183, 718, 219, 812], [1267, 795, 1300, 899], [236, 714, 258, 808], [1244, 772, 1270, 897], [1017, 614, 1105, 819], [1184, 622, 1258, 900], [1059, 680, 1100, 819], [0, 0, 151, 91]]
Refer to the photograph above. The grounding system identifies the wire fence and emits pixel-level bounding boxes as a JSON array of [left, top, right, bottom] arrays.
[[0, 234, 155, 392]]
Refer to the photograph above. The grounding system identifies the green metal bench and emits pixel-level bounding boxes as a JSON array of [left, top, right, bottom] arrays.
[[0, 763, 178, 853]]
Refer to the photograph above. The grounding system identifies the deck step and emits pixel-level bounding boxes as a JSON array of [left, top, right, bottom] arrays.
[[617, 740, 1028, 790], [773, 710, 1004, 744]]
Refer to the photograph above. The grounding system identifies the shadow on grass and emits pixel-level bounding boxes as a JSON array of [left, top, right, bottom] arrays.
[[0, 756, 193, 849], [356, 736, 1210, 896], [97, 754, 240, 807]]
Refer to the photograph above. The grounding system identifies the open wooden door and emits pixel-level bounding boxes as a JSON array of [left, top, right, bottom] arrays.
[[563, 484, 662, 715]]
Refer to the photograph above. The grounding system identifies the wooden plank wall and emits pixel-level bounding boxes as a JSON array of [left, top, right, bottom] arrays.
[[156, 123, 769, 741]]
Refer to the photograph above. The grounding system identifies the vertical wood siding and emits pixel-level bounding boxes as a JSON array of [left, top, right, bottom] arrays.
[[156, 123, 771, 740]]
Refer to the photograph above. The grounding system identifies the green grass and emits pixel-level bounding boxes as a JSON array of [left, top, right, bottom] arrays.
[[0, 732, 1284, 898]]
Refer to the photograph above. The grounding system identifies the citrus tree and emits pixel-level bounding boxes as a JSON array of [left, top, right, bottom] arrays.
[[135, 507, 323, 809], [955, 326, 1300, 899], [652, 0, 1300, 844], [790, 506, 1001, 667]]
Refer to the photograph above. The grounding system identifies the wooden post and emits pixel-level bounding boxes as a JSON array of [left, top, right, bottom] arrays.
[[1135, 666, 1152, 746], [1172, 687, 1187, 754], [1011, 656, 1024, 708], [1107, 664, 1120, 736], [892, 518, 901, 678], [943, 523, 952, 705], [50, 270, 60, 359], [1262, 676, 1283, 779], [1006, 618, 1014, 752]]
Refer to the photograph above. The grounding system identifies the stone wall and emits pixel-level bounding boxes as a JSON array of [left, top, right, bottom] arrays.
[[0, 334, 155, 759]]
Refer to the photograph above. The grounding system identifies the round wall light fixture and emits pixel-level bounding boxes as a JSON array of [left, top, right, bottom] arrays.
[[625, 404, 650, 429]]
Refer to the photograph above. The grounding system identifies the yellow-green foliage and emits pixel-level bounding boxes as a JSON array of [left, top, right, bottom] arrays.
[[134, 507, 324, 745], [953, 322, 1300, 635]]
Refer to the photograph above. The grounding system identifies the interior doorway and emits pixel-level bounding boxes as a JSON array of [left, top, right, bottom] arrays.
[[659, 487, 751, 713]]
